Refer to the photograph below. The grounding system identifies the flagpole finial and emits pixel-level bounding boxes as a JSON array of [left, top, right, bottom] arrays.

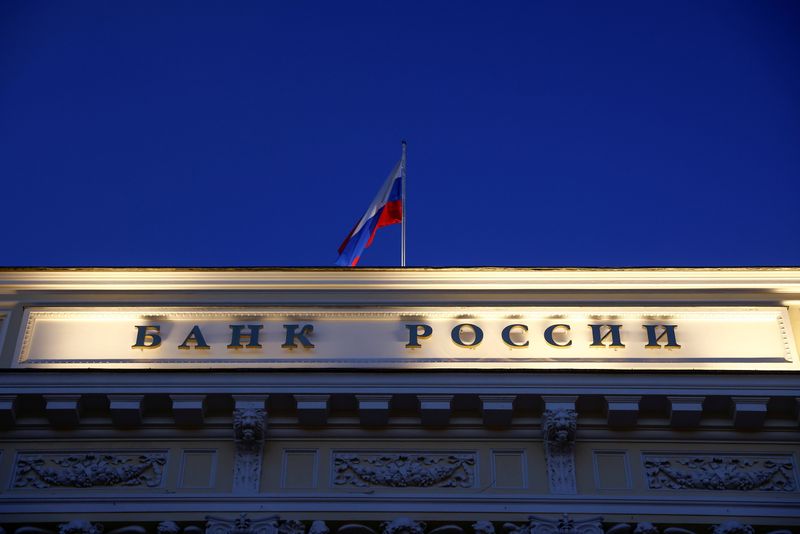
[[401, 139, 407, 146]]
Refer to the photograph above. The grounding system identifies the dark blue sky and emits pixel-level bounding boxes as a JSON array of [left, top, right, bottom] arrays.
[[2, 1, 799, 267]]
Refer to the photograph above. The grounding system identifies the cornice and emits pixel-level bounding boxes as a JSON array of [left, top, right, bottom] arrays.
[[1, 267, 800, 293], [1, 370, 798, 395]]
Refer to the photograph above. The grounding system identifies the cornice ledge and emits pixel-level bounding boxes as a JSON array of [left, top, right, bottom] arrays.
[[1, 268, 800, 292]]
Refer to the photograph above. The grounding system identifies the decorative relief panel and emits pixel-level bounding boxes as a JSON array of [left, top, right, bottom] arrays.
[[333, 452, 476, 488], [0, 517, 782, 534], [13, 451, 167, 489], [505, 514, 603, 534], [643, 454, 797, 491], [206, 515, 305, 534]]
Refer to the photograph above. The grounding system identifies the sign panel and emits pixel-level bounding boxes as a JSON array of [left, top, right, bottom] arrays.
[[12, 307, 799, 370]]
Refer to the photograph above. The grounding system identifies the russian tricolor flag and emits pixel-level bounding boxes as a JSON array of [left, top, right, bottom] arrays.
[[336, 159, 403, 266]]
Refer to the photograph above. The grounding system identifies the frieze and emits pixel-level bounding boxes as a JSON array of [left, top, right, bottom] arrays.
[[643, 454, 797, 491], [333, 452, 475, 488], [0, 519, 795, 534], [13, 451, 167, 489]]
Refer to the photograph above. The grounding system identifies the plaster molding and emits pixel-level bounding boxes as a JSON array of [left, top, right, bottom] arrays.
[[542, 405, 578, 495], [205, 515, 280, 534], [380, 518, 426, 534], [709, 522, 755, 534], [58, 521, 103, 534], [3, 268, 800, 293], [205, 516, 305, 534], [13, 451, 167, 489], [156, 522, 181, 534], [333, 452, 476, 488], [308, 522, 329, 534], [472, 522, 495, 534], [232, 403, 267, 494], [643, 454, 797, 491], [1, 520, 791, 534], [2, 493, 800, 518], [504, 514, 603, 534], [2, 371, 798, 397]]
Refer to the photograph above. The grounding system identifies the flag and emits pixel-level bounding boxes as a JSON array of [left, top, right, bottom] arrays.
[[336, 159, 403, 267]]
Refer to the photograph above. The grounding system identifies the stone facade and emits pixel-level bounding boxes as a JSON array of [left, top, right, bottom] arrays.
[[0, 268, 798, 531]]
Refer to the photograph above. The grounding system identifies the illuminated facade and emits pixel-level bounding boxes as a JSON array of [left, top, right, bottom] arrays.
[[0, 268, 798, 534]]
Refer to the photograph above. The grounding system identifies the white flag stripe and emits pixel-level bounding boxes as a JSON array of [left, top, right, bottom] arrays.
[[350, 160, 402, 236]]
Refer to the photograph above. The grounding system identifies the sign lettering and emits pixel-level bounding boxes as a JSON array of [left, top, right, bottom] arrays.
[[12, 307, 798, 371]]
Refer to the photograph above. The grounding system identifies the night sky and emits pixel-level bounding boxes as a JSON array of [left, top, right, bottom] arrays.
[[2, 2, 799, 267]]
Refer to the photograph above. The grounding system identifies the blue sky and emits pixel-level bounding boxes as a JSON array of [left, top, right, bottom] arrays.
[[2, 1, 799, 267]]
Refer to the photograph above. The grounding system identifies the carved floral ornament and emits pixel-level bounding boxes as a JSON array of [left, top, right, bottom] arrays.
[[333, 452, 475, 488], [505, 515, 603, 534], [206, 515, 304, 534], [643, 455, 797, 491], [3, 518, 786, 534], [13, 452, 167, 489]]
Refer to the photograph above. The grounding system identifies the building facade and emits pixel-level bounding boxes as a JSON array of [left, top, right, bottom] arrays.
[[0, 268, 798, 534]]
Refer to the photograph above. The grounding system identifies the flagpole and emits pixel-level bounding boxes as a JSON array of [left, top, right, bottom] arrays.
[[400, 140, 407, 267]]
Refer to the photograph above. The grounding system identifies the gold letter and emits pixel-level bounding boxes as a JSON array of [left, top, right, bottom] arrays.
[[282, 324, 315, 349], [132, 325, 161, 349], [178, 325, 211, 350], [405, 324, 433, 348], [544, 324, 572, 347], [228, 324, 264, 349], [589, 324, 625, 347]]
